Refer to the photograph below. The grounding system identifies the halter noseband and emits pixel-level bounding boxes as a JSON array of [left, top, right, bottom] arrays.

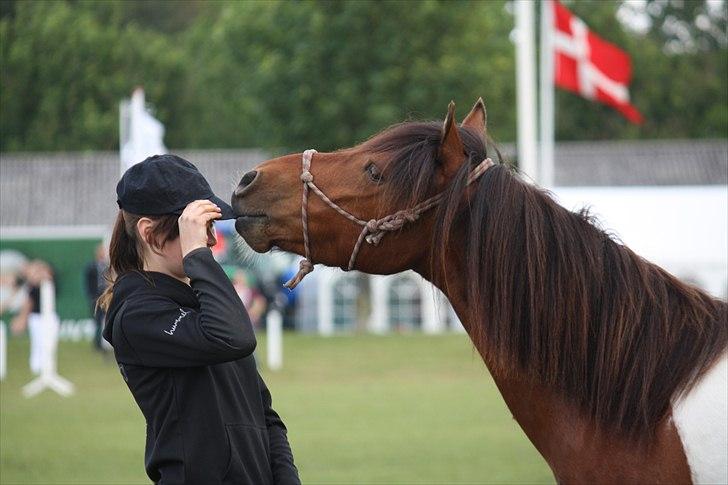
[[284, 149, 494, 289]]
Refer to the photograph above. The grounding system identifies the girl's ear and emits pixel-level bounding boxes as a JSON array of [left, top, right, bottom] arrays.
[[136, 217, 154, 246]]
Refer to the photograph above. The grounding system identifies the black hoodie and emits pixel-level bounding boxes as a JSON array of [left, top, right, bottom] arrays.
[[103, 247, 299, 485]]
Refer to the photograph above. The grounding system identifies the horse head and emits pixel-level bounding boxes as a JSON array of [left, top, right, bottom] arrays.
[[231, 98, 489, 278]]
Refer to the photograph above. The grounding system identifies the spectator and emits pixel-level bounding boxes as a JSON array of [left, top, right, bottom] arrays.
[[84, 243, 109, 351], [232, 269, 266, 329], [11, 260, 57, 375]]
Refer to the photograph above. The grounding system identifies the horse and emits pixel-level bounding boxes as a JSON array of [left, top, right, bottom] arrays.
[[231, 99, 728, 484]]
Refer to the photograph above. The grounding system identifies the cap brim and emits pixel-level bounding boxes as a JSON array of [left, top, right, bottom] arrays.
[[208, 195, 237, 220]]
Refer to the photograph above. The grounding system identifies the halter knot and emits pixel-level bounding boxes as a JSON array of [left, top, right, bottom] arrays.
[[366, 219, 379, 232], [283, 258, 314, 290], [300, 170, 314, 183], [298, 259, 313, 272], [365, 231, 386, 246]]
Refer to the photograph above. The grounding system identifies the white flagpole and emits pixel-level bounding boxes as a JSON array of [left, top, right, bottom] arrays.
[[539, 0, 556, 187], [515, 0, 539, 182]]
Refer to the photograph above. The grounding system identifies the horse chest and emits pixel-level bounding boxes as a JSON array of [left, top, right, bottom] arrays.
[[672, 351, 728, 485]]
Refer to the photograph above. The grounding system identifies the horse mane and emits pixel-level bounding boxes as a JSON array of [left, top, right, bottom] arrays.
[[365, 121, 728, 441]]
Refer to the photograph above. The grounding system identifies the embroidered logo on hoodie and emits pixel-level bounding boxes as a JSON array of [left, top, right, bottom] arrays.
[[164, 308, 189, 335]]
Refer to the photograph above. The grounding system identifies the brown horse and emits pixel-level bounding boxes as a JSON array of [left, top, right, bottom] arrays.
[[231, 99, 728, 484]]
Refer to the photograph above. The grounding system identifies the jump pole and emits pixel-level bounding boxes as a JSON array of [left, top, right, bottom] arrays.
[[0, 322, 6, 381], [266, 309, 283, 371], [22, 280, 75, 398]]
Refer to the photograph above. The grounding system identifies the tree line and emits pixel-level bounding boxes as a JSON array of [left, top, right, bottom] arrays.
[[1, 0, 725, 153]]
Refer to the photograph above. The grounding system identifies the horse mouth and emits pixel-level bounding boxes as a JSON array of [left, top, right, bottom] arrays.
[[235, 212, 267, 221], [234, 213, 271, 252]]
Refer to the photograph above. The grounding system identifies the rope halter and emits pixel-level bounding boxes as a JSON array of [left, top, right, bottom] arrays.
[[284, 149, 494, 289]]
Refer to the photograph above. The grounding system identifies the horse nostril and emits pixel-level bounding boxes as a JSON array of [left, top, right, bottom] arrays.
[[239, 170, 258, 188], [235, 170, 258, 197]]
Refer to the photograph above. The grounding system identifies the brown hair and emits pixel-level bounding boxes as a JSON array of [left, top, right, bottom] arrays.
[[97, 210, 180, 312], [368, 121, 728, 441]]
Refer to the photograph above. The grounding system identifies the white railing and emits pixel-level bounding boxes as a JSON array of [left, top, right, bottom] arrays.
[[293, 267, 464, 336]]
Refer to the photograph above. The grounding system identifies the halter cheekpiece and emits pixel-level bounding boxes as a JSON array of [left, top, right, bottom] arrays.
[[284, 149, 494, 289]]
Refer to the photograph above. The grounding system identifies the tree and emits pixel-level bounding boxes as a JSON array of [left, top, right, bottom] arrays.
[[0, 0, 725, 151], [180, 0, 515, 151], [0, 0, 187, 151]]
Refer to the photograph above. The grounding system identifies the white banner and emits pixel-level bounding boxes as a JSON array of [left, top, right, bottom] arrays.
[[119, 87, 167, 174]]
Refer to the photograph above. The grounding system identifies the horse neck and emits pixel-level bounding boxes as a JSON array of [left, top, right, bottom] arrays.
[[417, 240, 573, 440], [415, 233, 692, 482]]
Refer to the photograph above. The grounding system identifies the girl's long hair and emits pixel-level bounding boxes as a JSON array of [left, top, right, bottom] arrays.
[[97, 210, 180, 311]]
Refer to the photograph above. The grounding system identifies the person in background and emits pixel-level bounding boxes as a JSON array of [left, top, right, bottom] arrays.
[[11, 260, 57, 374], [232, 269, 267, 329], [84, 243, 109, 351]]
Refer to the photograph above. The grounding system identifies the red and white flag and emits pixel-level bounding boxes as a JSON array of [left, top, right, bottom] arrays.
[[552, 0, 643, 124]]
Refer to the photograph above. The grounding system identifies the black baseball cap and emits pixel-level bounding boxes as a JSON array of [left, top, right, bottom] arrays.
[[116, 154, 236, 219]]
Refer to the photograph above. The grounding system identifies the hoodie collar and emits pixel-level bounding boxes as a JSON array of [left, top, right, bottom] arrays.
[[115, 270, 199, 309]]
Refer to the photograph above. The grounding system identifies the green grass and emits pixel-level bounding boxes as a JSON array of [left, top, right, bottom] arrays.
[[1, 334, 553, 484]]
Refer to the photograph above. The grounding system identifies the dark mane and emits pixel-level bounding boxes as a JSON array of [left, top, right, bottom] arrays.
[[366, 121, 728, 441]]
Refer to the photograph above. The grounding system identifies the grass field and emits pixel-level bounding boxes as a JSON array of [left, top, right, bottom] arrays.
[[0, 333, 553, 484]]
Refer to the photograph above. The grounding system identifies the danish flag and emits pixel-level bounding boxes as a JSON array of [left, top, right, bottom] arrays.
[[552, 0, 644, 124]]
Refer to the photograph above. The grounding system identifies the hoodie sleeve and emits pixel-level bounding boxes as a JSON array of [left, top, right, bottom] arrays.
[[114, 248, 257, 367]]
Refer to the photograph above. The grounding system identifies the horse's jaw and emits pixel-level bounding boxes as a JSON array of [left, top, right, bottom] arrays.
[[234, 215, 273, 253]]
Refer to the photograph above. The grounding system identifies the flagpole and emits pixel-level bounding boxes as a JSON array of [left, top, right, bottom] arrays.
[[515, 0, 539, 183], [539, 0, 555, 187]]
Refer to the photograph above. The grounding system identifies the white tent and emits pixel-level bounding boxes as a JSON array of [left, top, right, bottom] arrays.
[[553, 186, 728, 298]]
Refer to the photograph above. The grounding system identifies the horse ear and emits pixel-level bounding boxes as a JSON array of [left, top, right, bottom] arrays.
[[439, 100, 465, 178], [461, 97, 487, 137]]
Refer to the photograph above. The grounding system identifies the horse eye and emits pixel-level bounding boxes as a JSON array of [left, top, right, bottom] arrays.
[[365, 161, 383, 184]]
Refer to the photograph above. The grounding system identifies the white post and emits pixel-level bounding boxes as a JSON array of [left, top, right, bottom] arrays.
[[368, 275, 390, 334], [515, 0, 539, 182], [539, 0, 556, 188], [0, 322, 6, 381], [266, 309, 283, 371], [420, 280, 444, 334], [22, 280, 75, 398], [317, 269, 334, 336]]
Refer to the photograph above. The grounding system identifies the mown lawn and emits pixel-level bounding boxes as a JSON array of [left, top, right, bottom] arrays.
[[0, 333, 552, 484]]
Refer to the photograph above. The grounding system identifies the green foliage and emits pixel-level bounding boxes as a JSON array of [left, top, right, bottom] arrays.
[[1, 0, 188, 151], [0, 0, 725, 152], [180, 0, 515, 151]]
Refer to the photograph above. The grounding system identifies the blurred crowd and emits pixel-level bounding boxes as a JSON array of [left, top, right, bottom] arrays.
[[0, 253, 60, 373], [0, 228, 299, 375]]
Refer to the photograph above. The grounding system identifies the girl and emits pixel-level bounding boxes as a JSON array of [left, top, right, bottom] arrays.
[[100, 154, 299, 484]]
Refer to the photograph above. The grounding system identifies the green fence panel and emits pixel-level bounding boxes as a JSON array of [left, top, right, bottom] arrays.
[[0, 238, 102, 320]]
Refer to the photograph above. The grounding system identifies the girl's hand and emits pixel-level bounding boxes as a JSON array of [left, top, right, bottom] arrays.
[[178, 200, 221, 257]]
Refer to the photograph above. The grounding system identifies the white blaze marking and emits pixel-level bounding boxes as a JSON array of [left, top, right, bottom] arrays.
[[673, 351, 728, 484]]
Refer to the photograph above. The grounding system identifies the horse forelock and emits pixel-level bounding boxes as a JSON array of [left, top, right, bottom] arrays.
[[365, 119, 728, 442]]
